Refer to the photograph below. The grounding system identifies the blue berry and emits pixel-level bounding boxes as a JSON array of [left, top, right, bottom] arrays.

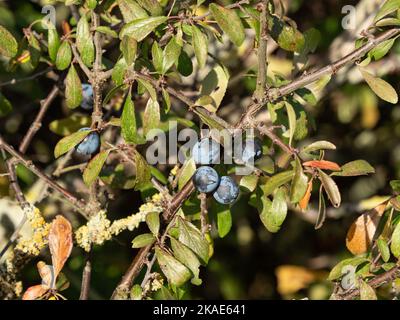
[[235, 138, 263, 165], [193, 166, 220, 193], [191, 138, 221, 165], [75, 127, 100, 156], [213, 176, 239, 205], [81, 84, 94, 110]]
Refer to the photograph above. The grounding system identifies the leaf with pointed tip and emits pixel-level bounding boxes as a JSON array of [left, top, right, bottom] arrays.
[[146, 212, 160, 236], [136, 0, 162, 16], [134, 150, 151, 190], [285, 102, 296, 146], [120, 16, 167, 42], [318, 169, 341, 208], [360, 68, 398, 104], [262, 170, 294, 196], [0, 24, 18, 58], [290, 158, 308, 203], [391, 221, 400, 258], [48, 26, 60, 62], [191, 25, 208, 69], [54, 130, 91, 158], [209, 3, 245, 46], [315, 187, 326, 229], [332, 160, 375, 177], [120, 36, 137, 65], [131, 233, 155, 248], [83, 150, 110, 186], [170, 238, 202, 285], [143, 98, 160, 136], [155, 246, 191, 287], [359, 280, 377, 300], [303, 160, 341, 171], [374, 0, 400, 22], [178, 158, 196, 191], [65, 65, 82, 109], [377, 238, 390, 262], [56, 41, 72, 71], [178, 218, 209, 264], [121, 90, 144, 144], [117, 0, 148, 23], [162, 36, 181, 74], [301, 140, 336, 154]]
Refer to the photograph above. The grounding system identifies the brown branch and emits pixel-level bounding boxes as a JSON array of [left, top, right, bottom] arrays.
[[334, 265, 400, 300], [79, 255, 92, 300], [0, 136, 90, 218], [255, 0, 269, 100], [199, 193, 209, 235], [0, 67, 53, 88], [19, 86, 59, 154], [243, 27, 400, 122]]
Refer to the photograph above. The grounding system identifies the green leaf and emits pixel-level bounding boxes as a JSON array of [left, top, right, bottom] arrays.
[[177, 50, 193, 77], [290, 158, 308, 203], [0, 24, 18, 58], [318, 169, 341, 208], [155, 246, 191, 287], [0, 92, 12, 117], [120, 16, 167, 42], [95, 26, 118, 38], [328, 257, 369, 281], [267, 15, 304, 52], [332, 160, 375, 177], [48, 25, 60, 62], [262, 170, 294, 196], [152, 41, 163, 73], [77, 15, 94, 66], [134, 150, 151, 190], [170, 238, 202, 285], [191, 25, 208, 69], [178, 218, 209, 264], [374, 0, 400, 22], [301, 140, 336, 154], [56, 41, 72, 71], [217, 206, 232, 238], [162, 88, 171, 113], [240, 174, 258, 193], [83, 150, 110, 186], [117, 0, 148, 23], [368, 38, 395, 61], [163, 36, 181, 74], [199, 64, 229, 112], [146, 212, 160, 236], [136, 0, 162, 16], [260, 187, 288, 233], [137, 78, 157, 101], [130, 284, 142, 300], [54, 130, 91, 158], [285, 102, 296, 146], [377, 238, 390, 262], [390, 180, 400, 193], [143, 98, 160, 136], [390, 221, 400, 258], [49, 115, 91, 136], [131, 233, 155, 248], [209, 3, 245, 46], [121, 90, 143, 144], [65, 65, 83, 109], [178, 158, 196, 191], [315, 187, 326, 229], [359, 280, 377, 300], [360, 68, 398, 104], [120, 36, 137, 65], [112, 57, 128, 86]]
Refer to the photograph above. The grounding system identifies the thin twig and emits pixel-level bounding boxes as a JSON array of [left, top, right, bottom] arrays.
[[79, 254, 92, 300]]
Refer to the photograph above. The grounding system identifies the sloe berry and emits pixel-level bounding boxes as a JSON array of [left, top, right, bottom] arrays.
[[192, 138, 221, 165], [75, 127, 100, 156], [235, 138, 263, 165], [213, 176, 239, 205], [193, 166, 220, 193], [81, 84, 94, 110]]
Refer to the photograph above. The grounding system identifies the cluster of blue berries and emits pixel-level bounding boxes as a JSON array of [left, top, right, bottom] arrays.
[[191, 137, 263, 205]]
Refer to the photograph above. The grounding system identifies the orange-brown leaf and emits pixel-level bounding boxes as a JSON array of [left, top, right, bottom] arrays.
[[299, 180, 313, 210], [22, 285, 48, 300], [303, 160, 341, 171], [346, 202, 388, 255], [48, 215, 73, 278]]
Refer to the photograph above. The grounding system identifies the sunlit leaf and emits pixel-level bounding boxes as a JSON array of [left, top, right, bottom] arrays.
[[83, 150, 111, 186]]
